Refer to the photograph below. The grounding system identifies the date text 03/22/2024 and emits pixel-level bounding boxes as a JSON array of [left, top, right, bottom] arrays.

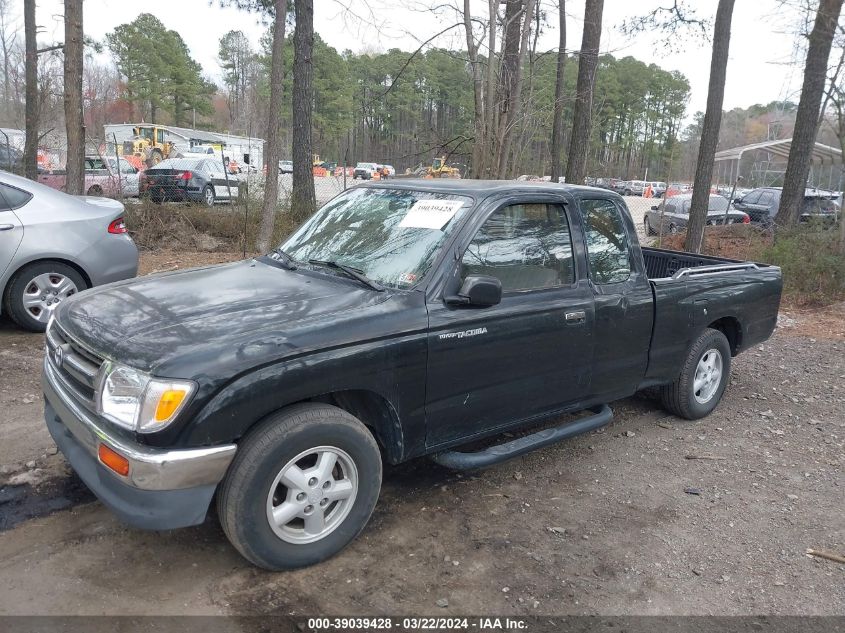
[[306, 617, 527, 630]]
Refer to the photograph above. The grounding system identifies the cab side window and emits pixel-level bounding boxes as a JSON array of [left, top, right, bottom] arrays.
[[461, 203, 574, 292], [0, 183, 33, 211], [580, 198, 632, 284]]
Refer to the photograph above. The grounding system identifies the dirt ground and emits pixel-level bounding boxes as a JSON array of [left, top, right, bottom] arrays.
[[0, 250, 843, 616]]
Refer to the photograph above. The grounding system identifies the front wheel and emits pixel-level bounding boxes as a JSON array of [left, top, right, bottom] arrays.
[[660, 328, 732, 420], [217, 403, 382, 570]]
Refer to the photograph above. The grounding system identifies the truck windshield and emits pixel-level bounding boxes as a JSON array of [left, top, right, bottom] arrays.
[[279, 187, 471, 289]]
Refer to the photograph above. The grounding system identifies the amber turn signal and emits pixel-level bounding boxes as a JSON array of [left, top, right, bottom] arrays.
[[154, 389, 188, 422], [98, 443, 130, 477]]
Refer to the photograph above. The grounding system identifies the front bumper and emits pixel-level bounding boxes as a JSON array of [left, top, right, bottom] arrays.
[[43, 358, 236, 529]]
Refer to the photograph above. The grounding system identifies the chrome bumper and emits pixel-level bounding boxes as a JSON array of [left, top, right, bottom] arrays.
[[43, 358, 236, 491]]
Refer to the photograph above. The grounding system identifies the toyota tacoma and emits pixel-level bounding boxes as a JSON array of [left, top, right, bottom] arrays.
[[42, 181, 782, 570]]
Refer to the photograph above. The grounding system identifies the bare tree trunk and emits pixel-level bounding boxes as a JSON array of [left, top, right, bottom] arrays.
[[564, 0, 603, 186], [684, 0, 735, 253], [550, 0, 567, 183], [23, 0, 37, 180], [496, 0, 537, 178], [291, 0, 316, 223], [64, 0, 84, 195], [480, 0, 498, 178], [463, 0, 485, 178], [256, 0, 288, 253], [776, 0, 844, 226]]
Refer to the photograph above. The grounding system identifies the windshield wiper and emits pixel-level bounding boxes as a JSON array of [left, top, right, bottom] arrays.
[[266, 247, 298, 270], [308, 259, 385, 292]]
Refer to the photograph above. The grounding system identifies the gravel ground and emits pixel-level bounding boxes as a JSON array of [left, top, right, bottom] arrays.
[[0, 249, 842, 616]]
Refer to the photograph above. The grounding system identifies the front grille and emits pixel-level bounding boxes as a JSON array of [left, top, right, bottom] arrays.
[[46, 322, 105, 411]]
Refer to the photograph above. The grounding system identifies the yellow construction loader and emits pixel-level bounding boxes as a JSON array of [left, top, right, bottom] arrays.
[[120, 125, 176, 168]]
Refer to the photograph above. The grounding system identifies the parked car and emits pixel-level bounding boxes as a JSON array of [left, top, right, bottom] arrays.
[[650, 182, 667, 198], [612, 179, 630, 194], [733, 187, 840, 226], [279, 160, 293, 174], [353, 162, 379, 179], [622, 180, 646, 196], [38, 155, 140, 198], [43, 180, 781, 570], [0, 169, 138, 332], [644, 193, 750, 236], [666, 182, 692, 197], [141, 157, 241, 207], [0, 145, 23, 172]]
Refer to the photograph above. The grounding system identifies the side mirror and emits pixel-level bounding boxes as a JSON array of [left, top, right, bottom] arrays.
[[733, 198, 742, 204], [445, 275, 502, 307], [651, 205, 659, 211]]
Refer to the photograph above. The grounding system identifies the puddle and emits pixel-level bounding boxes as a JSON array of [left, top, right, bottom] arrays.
[[0, 471, 96, 532]]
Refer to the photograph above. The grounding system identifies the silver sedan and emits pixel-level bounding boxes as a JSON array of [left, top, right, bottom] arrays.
[[0, 170, 139, 332]]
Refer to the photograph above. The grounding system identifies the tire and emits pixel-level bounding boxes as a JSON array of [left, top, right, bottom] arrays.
[[660, 328, 732, 420], [202, 185, 215, 208], [3, 261, 87, 332], [624, 189, 632, 196], [644, 217, 654, 236], [149, 149, 163, 167], [86, 185, 103, 196], [217, 403, 382, 571], [668, 223, 678, 235]]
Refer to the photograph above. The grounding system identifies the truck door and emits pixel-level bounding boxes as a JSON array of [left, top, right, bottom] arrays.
[[576, 197, 653, 401], [425, 198, 594, 447]]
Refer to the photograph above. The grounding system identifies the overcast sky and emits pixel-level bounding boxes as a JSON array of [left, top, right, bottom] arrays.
[[19, 0, 806, 123]]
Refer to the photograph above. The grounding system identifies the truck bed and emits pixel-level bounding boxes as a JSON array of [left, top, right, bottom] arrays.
[[640, 246, 782, 388], [642, 246, 770, 280]]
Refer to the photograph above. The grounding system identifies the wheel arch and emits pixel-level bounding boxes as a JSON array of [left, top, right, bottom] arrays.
[[2, 256, 92, 310], [313, 390, 404, 464], [239, 389, 405, 465], [706, 316, 742, 356]]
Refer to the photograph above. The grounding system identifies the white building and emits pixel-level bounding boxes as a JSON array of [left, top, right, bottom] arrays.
[[104, 123, 264, 171]]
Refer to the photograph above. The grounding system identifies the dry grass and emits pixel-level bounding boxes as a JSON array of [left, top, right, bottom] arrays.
[[656, 223, 845, 307], [123, 199, 299, 253]]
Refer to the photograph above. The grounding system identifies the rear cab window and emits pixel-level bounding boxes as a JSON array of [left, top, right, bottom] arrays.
[[579, 198, 632, 284]]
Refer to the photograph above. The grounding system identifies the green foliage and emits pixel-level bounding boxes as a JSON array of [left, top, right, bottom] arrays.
[[106, 14, 215, 125], [763, 225, 845, 305]]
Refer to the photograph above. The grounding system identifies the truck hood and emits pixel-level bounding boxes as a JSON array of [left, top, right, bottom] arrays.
[[57, 259, 390, 374]]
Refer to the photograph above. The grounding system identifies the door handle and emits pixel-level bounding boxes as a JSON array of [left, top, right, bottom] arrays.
[[565, 310, 586, 324], [0, 224, 14, 231]]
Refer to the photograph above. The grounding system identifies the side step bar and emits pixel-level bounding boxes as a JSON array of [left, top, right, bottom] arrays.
[[430, 404, 613, 470]]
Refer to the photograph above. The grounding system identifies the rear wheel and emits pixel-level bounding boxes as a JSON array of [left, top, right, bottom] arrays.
[[668, 223, 678, 235], [660, 328, 731, 420], [644, 217, 654, 236], [217, 403, 382, 570], [3, 262, 87, 332], [86, 185, 103, 196], [202, 185, 215, 207]]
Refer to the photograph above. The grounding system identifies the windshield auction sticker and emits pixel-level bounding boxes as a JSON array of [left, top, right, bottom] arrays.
[[399, 199, 464, 230]]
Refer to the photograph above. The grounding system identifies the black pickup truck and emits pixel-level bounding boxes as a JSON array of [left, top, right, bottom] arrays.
[[42, 180, 782, 570]]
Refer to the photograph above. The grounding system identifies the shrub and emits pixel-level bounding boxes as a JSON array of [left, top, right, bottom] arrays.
[[762, 225, 845, 306], [123, 198, 298, 253]]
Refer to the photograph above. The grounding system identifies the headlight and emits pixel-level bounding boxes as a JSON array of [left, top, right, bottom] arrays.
[[98, 363, 195, 433]]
